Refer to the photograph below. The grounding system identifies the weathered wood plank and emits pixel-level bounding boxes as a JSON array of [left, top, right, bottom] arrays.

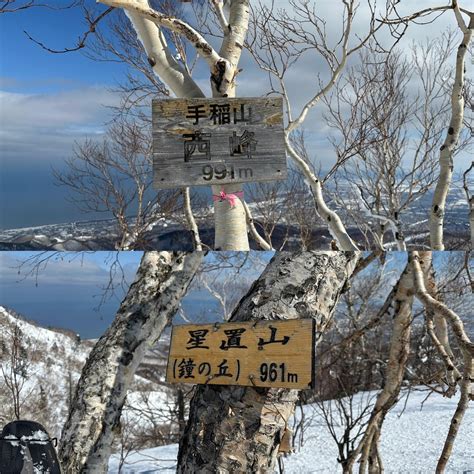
[[166, 319, 315, 389], [152, 97, 287, 188]]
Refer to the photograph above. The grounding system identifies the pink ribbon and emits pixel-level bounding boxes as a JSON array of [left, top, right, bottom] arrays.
[[212, 189, 244, 208]]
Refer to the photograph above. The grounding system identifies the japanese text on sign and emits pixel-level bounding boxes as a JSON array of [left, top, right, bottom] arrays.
[[152, 97, 287, 188], [166, 319, 315, 389]]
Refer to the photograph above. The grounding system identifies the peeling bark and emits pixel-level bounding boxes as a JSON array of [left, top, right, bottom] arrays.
[[59, 251, 203, 473], [177, 251, 360, 473]]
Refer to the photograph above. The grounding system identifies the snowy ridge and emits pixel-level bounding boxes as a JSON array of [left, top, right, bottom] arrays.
[[0, 305, 92, 360], [0, 307, 173, 443], [0, 306, 93, 438], [0, 187, 470, 251]]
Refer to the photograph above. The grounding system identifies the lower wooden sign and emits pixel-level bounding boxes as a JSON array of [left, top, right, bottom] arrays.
[[166, 319, 315, 389]]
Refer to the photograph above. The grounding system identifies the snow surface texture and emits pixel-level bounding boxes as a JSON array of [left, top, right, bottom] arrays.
[[108, 390, 473, 473]]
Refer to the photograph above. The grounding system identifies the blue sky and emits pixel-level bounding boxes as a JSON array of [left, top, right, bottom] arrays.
[[0, 251, 142, 337], [0, 1, 472, 229], [0, 2, 129, 228]]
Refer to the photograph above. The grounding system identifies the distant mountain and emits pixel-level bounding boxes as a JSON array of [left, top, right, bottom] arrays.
[[0, 187, 469, 250]]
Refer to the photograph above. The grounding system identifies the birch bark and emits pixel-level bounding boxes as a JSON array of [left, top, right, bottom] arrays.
[[412, 251, 474, 472], [347, 256, 426, 473], [429, 12, 473, 249], [177, 251, 360, 473], [58, 251, 202, 473], [211, 0, 251, 250]]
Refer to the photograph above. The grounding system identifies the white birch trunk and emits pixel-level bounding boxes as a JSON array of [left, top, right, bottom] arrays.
[[348, 257, 422, 473], [177, 251, 360, 473], [58, 251, 202, 473], [412, 250, 474, 472], [210, 0, 251, 250], [429, 16, 473, 250]]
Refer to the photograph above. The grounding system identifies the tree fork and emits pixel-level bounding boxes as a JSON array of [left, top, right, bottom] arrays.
[[99, 0, 254, 250]]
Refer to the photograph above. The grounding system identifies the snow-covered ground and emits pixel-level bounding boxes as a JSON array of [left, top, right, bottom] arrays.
[[2, 307, 472, 473], [108, 390, 474, 473]]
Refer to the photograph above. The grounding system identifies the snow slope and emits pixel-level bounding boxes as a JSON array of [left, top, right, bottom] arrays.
[[0, 306, 93, 438], [108, 390, 474, 473], [0, 307, 174, 441]]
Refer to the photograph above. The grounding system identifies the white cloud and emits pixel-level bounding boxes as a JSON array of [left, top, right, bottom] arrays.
[[0, 86, 120, 162], [0, 252, 111, 286], [0, 1, 470, 173], [227, 1, 471, 169]]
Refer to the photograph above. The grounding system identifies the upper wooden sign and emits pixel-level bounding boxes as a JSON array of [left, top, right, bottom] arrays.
[[166, 319, 315, 389], [152, 97, 287, 188]]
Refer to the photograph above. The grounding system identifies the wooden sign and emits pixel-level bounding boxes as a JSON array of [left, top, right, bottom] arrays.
[[166, 319, 315, 389], [152, 97, 287, 188]]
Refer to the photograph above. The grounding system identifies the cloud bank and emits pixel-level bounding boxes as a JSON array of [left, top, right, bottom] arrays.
[[0, 85, 119, 163]]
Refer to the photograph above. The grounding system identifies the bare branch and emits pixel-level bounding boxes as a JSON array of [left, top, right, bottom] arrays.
[[0, 0, 79, 14], [210, 0, 229, 32], [242, 201, 272, 250], [24, 6, 114, 53], [183, 187, 203, 251]]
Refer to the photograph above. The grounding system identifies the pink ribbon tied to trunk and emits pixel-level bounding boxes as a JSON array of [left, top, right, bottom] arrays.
[[212, 188, 244, 208]]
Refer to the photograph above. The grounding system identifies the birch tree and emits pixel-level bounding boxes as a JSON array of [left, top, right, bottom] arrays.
[[379, 1, 473, 250], [10, 0, 406, 251], [58, 251, 202, 473], [246, 0, 404, 251], [346, 260, 420, 472], [4, 0, 253, 249], [323, 40, 458, 251], [428, 5, 473, 250], [412, 251, 474, 473], [341, 250, 472, 473], [85, 0, 252, 250], [177, 251, 360, 472]]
